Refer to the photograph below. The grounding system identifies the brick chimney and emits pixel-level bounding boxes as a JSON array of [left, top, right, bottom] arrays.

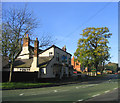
[[23, 34, 30, 47], [34, 38, 39, 57], [30, 38, 39, 72], [71, 56, 75, 68], [17, 34, 30, 59], [62, 45, 66, 52]]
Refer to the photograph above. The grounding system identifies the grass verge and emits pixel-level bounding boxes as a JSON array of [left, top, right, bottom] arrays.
[[1, 82, 55, 90]]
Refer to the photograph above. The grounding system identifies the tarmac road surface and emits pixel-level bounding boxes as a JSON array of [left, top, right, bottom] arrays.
[[2, 74, 119, 102]]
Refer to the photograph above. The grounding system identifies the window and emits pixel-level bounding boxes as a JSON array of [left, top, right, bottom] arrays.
[[69, 58, 71, 64], [49, 52, 53, 56], [56, 53, 59, 61], [62, 55, 67, 63], [41, 68, 46, 74]]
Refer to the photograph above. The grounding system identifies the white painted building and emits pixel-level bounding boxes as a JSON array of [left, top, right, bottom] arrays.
[[13, 34, 73, 79]]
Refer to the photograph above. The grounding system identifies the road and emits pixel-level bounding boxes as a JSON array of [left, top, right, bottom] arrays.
[[2, 74, 119, 102]]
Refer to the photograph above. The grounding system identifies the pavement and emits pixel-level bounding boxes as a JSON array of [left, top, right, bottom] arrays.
[[2, 74, 119, 103]]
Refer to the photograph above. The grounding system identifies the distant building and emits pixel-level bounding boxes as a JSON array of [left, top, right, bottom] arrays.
[[2, 34, 73, 81], [71, 56, 82, 72], [71, 56, 88, 73]]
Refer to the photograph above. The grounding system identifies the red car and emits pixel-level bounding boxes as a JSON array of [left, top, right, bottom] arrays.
[[73, 71, 77, 74]]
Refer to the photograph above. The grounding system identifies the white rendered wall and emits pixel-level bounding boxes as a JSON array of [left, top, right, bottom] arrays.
[[30, 57, 39, 71], [40, 58, 55, 78], [39, 47, 54, 57], [17, 47, 30, 59], [40, 47, 71, 78]]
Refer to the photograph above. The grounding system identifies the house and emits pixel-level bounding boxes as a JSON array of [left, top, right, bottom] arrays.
[[6, 34, 73, 81], [71, 56, 82, 72]]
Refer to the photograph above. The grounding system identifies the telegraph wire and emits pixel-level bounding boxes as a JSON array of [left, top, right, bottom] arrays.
[[57, 1, 113, 45]]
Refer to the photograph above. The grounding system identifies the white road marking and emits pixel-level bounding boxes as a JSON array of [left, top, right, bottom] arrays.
[[82, 84, 98, 88], [92, 94, 100, 97], [30, 89, 69, 96], [78, 99, 83, 101], [76, 87, 79, 89], [19, 93, 24, 96], [54, 90, 58, 92], [114, 88, 118, 90], [104, 90, 110, 93], [30, 91, 51, 96]]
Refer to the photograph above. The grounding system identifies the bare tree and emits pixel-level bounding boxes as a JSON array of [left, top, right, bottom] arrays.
[[2, 6, 54, 82], [39, 34, 54, 49]]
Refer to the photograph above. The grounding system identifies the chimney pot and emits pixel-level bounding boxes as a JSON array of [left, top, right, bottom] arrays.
[[23, 34, 30, 47], [62, 45, 66, 52], [27, 34, 29, 37]]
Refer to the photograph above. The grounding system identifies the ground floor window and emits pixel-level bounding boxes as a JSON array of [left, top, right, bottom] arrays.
[[41, 68, 46, 74]]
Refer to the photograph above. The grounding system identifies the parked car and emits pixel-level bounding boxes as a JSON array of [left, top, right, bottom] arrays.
[[97, 71, 101, 75]]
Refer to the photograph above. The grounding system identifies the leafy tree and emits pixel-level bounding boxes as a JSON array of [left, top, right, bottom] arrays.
[[105, 62, 118, 73], [74, 27, 112, 75], [2, 6, 53, 82]]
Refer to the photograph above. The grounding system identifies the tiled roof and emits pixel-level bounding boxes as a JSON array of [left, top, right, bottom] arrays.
[[13, 56, 53, 68], [39, 45, 72, 56], [38, 56, 53, 67], [14, 58, 33, 68]]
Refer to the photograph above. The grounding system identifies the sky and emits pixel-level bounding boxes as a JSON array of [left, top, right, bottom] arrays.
[[2, 1, 118, 64]]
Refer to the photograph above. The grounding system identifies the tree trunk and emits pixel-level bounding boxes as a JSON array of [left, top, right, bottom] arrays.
[[95, 63, 98, 76], [9, 63, 13, 82], [9, 56, 14, 82], [101, 61, 105, 75]]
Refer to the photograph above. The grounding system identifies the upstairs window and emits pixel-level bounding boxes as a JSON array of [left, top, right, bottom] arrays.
[[69, 58, 71, 64], [62, 55, 67, 63], [49, 52, 53, 56], [56, 53, 59, 61]]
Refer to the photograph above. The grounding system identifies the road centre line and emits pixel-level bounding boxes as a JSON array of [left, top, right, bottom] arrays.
[[114, 88, 118, 90], [92, 94, 100, 97], [78, 99, 84, 101], [19, 93, 24, 96], [54, 90, 58, 92], [76, 86, 81, 89], [30, 91, 52, 96], [104, 90, 110, 93], [75, 84, 98, 89], [29, 89, 69, 96], [19, 84, 101, 96]]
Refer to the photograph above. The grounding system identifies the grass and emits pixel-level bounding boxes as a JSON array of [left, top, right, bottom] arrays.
[[1, 74, 117, 90], [1, 82, 54, 90]]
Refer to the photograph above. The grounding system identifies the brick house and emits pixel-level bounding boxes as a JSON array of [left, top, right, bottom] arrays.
[[71, 56, 88, 73], [71, 56, 82, 72]]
